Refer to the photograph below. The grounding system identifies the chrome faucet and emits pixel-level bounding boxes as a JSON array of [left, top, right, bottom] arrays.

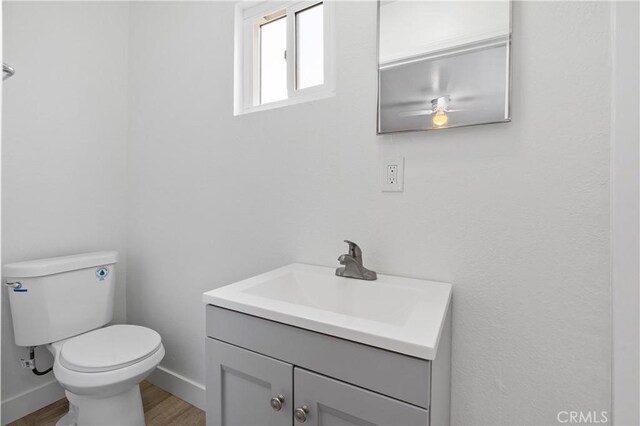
[[335, 240, 377, 281]]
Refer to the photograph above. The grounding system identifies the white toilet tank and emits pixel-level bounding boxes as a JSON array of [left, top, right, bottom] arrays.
[[4, 251, 118, 347]]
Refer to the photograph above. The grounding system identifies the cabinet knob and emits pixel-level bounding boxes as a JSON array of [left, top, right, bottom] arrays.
[[294, 405, 309, 423], [270, 395, 285, 412]]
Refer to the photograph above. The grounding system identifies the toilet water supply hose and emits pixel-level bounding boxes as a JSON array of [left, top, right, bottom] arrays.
[[28, 346, 53, 376]]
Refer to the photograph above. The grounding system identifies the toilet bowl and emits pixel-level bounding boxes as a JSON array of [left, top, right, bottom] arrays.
[[3, 251, 165, 426], [49, 325, 165, 426]]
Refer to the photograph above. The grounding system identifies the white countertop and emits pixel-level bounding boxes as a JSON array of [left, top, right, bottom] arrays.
[[202, 263, 452, 360]]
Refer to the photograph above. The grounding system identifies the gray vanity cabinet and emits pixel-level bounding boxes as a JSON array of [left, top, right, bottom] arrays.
[[206, 305, 451, 426], [206, 338, 428, 426], [207, 339, 293, 426]]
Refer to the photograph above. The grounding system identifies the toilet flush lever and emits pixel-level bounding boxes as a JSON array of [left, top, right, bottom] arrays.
[[5, 282, 22, 289]]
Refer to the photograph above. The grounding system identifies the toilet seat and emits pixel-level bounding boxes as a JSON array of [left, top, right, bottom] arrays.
[[59, 325, 162, 373]]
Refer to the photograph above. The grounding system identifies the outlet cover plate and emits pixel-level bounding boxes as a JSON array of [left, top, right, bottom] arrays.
[[381, 156, 404, 192]]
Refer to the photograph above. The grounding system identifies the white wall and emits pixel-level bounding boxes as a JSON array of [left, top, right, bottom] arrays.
[[1, 3, 129, 423], [126, 1, 612, 425]]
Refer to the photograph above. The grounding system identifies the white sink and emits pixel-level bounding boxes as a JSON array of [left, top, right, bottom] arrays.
[[202, 263, 452, 360]]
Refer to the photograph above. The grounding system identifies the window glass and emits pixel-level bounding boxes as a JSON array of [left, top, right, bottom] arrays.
[[296, 3, 324, 90], [260, 16, 288, 104]]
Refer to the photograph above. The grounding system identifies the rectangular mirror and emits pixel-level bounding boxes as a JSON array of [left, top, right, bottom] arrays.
[[377, 1, 512, 134]]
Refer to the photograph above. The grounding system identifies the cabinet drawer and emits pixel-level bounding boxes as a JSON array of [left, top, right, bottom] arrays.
[[206, 305, 431, 408], [294, 368, 429, 426]]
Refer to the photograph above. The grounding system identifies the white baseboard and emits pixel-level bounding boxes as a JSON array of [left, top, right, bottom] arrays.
[[0, 366, 205, 425], [147, 365, 206, 411], [1, 379, 65, 425]]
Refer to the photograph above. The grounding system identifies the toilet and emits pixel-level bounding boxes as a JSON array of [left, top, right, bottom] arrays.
[[4, 251, 165, 426]]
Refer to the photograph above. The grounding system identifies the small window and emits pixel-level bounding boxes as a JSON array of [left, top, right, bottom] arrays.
[[259, 14, 287, 104], [296, 3, 324, 90], [235, 1, 335, 115]]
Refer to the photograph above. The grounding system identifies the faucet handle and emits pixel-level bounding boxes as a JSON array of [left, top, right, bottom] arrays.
[[343, 240, 363, 262]]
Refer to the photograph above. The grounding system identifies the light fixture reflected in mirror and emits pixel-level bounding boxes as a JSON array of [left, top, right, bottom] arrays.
[[432, 109, 448, 127], [397, 95, 470, 129], [431, 96, 449, 127]]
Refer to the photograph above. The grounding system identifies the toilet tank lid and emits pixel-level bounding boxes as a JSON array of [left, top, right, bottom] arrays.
[[3, 251, 119, 278]]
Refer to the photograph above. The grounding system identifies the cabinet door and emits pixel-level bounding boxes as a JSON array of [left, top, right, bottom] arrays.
[[206, 338, 293, 426], [293, 368, 429, 426]]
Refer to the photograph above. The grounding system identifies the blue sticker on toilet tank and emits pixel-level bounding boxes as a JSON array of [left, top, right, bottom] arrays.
[[96, 267, 109, 281]]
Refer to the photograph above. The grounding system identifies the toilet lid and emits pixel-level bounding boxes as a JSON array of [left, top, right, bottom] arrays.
[[59, 325, 162, 373]]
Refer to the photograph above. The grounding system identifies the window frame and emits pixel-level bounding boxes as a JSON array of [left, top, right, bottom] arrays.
[[235, 0, 335, 115]]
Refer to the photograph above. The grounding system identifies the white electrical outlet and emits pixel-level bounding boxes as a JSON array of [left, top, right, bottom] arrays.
[[381, 156, 404, 192], [387, 164, 398, 184]]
